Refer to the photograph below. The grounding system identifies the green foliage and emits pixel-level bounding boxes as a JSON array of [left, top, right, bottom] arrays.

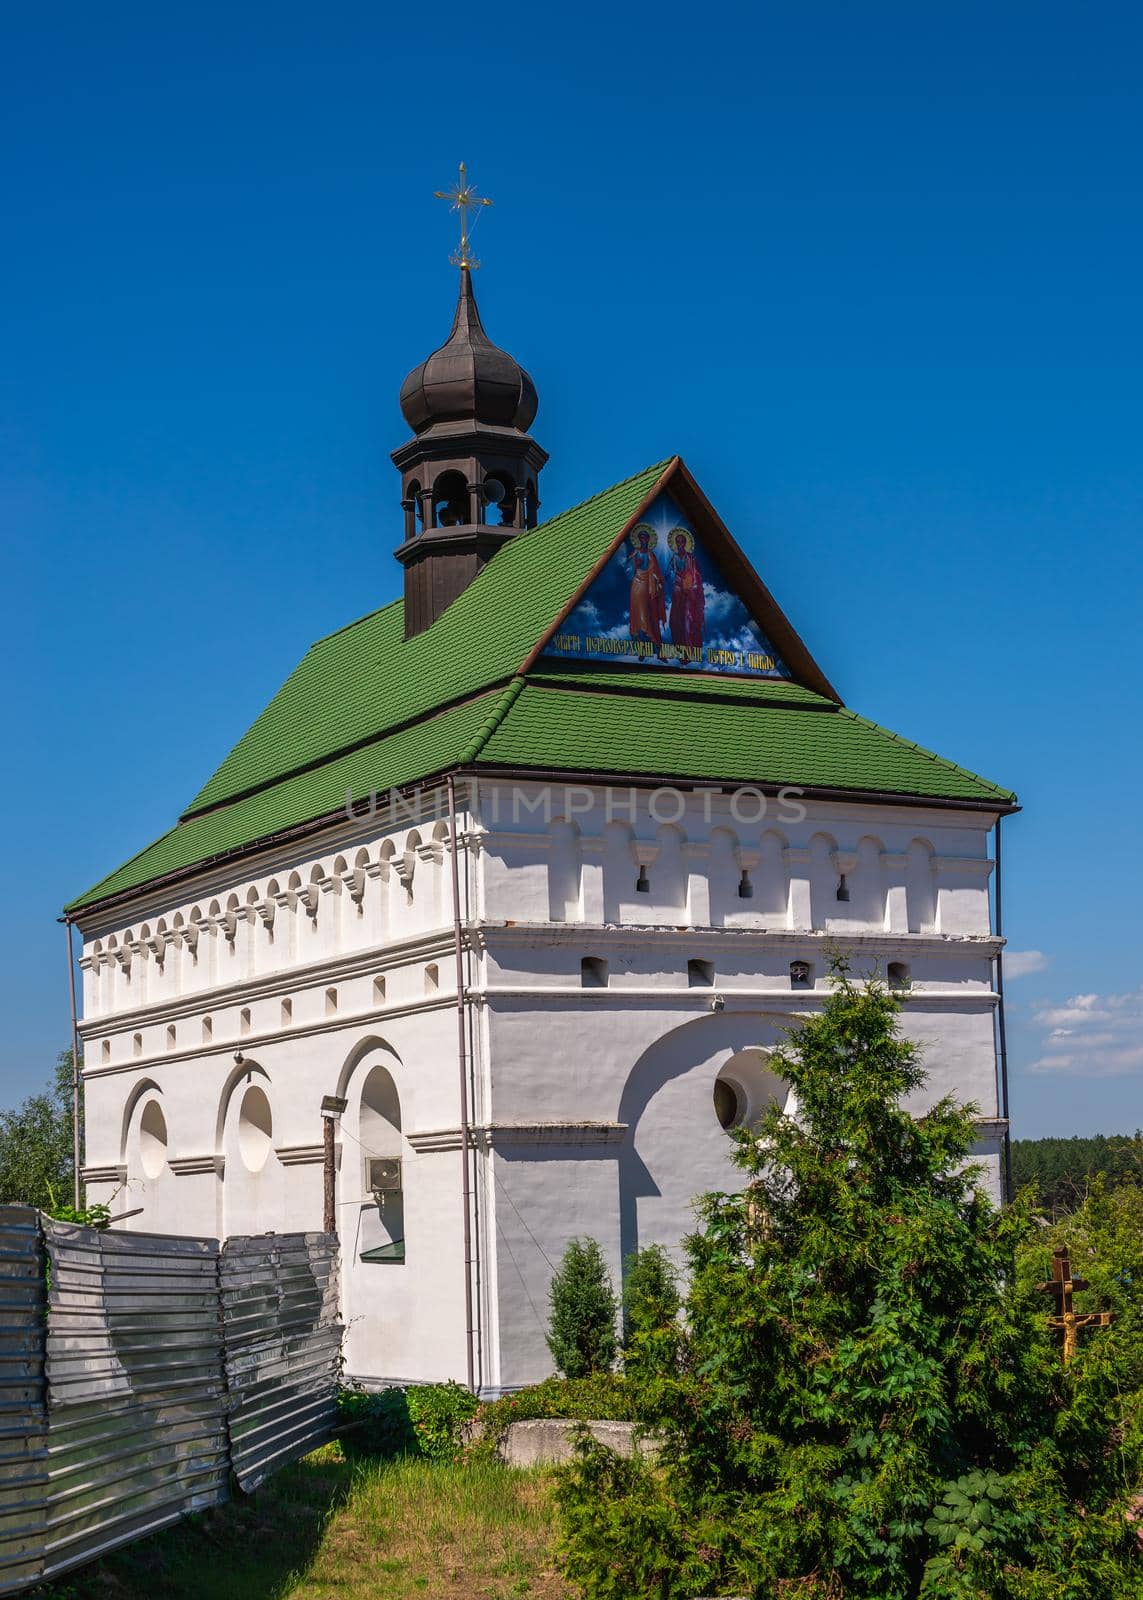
[[622, 1244, 681, 1382], [468, 1373, 637, 1459], [1012, 1133, 1143, 1217], [556, 964, 1143, 1600], [336, 1382, 478, 1463], [43, 1195, 111, 1227], [337, 1385, 418, 1459], [546, 1237, 618, 1379], [0, 1050, 81, 1209], [405, 1381, 479, 1461]]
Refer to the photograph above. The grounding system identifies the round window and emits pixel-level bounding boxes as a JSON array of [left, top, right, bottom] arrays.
[[138, 1099, 168, 1179], [238, 1084, 273, 1173]]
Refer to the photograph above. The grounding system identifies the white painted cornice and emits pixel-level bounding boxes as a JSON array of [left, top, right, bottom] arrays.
[[81, 926, 461, 1034], [82, 992, 456, 1078], [275, 1143, 332, 1167], [468, 986, 999, 1013], [81, 1163, 126, 1185], [406, 1121, 629, 1153], [73, 789, 458, 935], [473, 922, 1002, 959], [168, 1154, 225, 1177]]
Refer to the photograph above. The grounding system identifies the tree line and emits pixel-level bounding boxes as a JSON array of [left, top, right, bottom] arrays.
[[1012, 1132, 1143, 1216]]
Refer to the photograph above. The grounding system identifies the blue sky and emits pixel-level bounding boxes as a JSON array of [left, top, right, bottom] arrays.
[[1, 3, 1140, 1136]]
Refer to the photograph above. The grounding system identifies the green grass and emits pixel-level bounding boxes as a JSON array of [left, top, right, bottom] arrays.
[[33, 1447, 569, 1600]]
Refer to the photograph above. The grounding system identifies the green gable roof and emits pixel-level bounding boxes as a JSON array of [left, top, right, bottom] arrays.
[[187, 460, 673, 815], [67, 458, 1015, 915]]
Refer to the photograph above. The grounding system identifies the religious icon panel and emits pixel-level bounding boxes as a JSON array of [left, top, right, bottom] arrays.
[[542, 492, 790, 678]]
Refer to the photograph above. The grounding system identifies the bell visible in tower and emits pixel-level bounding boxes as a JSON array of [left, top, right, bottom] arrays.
[[392, 165, 548, 638]]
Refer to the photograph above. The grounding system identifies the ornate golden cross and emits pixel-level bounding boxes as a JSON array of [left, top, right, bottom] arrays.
[[434, 161, 493, 269], [1038, 1245, 1114, 1365]]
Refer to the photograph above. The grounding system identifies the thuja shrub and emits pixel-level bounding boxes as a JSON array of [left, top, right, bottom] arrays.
[[622, 1243, 681, 1383], [547, 1237, 618, 1379], [556, 964, 1143, 1600]]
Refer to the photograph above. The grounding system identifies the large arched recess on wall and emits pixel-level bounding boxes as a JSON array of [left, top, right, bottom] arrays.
[[118, 1078, 164, 1166], [615, 1010, 791, 1270], [214, 1059, 272, 1153], [334, 1035, 404, 1104]]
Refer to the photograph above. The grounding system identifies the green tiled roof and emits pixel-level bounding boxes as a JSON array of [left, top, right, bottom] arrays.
[[68, 691, 509, 909], [480, 685, 1014, 803], [187, 460, 673, 815], [67, 457, 1015, 915]]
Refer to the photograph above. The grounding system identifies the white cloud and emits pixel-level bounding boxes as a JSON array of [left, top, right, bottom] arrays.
[[1004, 949, 1049, 980], [1025, 983, 1143, 1077]]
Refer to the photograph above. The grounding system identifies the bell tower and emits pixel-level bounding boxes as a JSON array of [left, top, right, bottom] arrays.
[[392, 167, 547, 638]]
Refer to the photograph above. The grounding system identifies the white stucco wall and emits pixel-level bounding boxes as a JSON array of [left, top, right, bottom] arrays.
[[76, 776, 1005, 1395]]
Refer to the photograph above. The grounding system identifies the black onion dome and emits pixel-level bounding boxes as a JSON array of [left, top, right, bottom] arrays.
[[399, 268, 538, 435]]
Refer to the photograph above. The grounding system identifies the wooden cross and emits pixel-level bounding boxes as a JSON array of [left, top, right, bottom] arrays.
[[1038, 1245, 1114, 1364], [434, 161, 493, 270]]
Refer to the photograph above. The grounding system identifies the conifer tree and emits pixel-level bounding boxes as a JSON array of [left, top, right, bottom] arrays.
[[622, 1243, 681, 1382], [557, 966, 1143, 1599], [547, 1237, 618, 1379]]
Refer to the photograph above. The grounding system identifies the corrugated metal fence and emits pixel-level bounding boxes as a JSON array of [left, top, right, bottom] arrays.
[[0, 1207, 342, 1595]]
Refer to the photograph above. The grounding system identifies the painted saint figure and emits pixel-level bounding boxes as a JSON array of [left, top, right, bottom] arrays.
[[666, 526, 705, 650], [624, 523, 666, 646]]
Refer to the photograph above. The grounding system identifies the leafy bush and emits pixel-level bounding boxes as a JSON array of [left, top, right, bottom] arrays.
[[556, 964, 1143, 1600], [43, 1194, 111, 1227], [622, 1244, 681, 1382], [337, 1381, 478, 1462], [468, 1373, 637, 1459], [406, 1380, 479, 1461], [336, 1385, 418, 1459], [546, 1237, 618, 1379]]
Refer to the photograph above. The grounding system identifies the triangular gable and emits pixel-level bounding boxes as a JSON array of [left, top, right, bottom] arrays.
[[527, 459, 840, 701]]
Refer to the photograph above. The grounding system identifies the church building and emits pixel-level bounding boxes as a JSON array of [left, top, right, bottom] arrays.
[[66, 196, 1017, 1395]]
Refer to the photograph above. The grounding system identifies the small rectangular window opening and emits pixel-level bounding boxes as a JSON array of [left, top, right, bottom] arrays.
[[580, 956, 609, 988], [325, 987, 338, 1016], [281, 997, 293, 1026], [635, 864, 650, 894], [688, 958, 715, 988]]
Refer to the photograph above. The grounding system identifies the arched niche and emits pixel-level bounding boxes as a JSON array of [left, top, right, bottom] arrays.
[[907, 838, 938, 933], [755, 829, 789, 921], [353, 1053, 406, 1264], [708, 827, 740, 927], [616, 1010, 792, 1267], [138, 1099, 169, 1179], [237, 1084, 273, 1173], [808, 832, 839, 929], [433, 470, 468, 529], [549, 818, 582, 923]]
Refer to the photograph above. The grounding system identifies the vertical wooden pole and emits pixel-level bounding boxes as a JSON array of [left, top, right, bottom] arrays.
[[323, 1114, 336, 1236]]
